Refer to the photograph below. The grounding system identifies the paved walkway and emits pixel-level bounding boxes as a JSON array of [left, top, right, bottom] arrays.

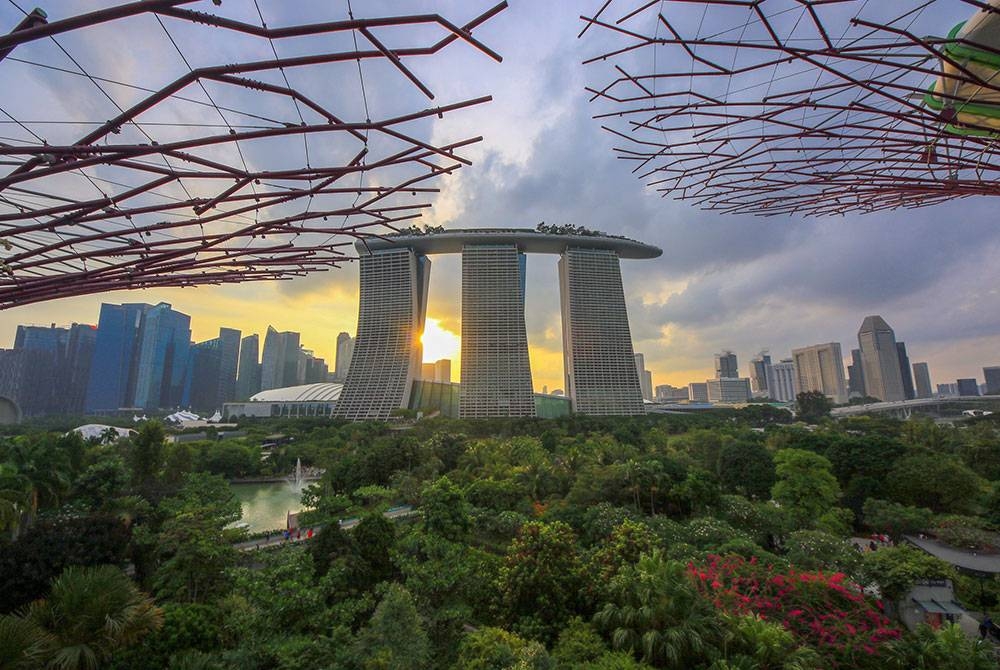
[[234, 505, 417, 552]]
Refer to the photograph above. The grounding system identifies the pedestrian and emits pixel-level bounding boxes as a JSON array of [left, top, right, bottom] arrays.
[[307, 528, 313, 539], [296, 529, 301, 540], [869, 540, 877, 552], [979, 615, 993, 640]]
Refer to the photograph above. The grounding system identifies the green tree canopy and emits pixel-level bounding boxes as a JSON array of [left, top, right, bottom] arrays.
[[421, 476, 471, 542], [354, 584, 429, 670], [795, 391, 832, 424], [771, 449, 841, 528]]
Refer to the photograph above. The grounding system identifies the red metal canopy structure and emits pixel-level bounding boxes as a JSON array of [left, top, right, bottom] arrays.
[[580, 0, 1000, 216], [0, 0, 506, 308]]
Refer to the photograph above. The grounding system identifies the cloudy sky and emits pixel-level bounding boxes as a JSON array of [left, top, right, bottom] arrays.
[[1, 0, 998, 393]]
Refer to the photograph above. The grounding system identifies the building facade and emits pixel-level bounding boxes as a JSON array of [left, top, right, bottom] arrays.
[[688, 382, 709, 403], [913, 362, 933, 399], [85, 303, 150, 412], [791, 342, 847, 405], [422, 359, 452, 384], [335, 248, 430, 421], [847, 348, 866, 398], [983, 366, 1000, 395], [260, 326, 301, 392], [634, 353, 654, 402], [655, 384, 689, 402], [706, 377, 751, 404], [896, 342, 916, 400], [132, 303, 191, 410], [336, 229, 658, 420], [460, 244, 535, 418], [334, 332, 355, 381], [715, 351, 739, 379], [748, 352, 771, 393], [560, 247, 645, 415], [767, 359, 798, 402], [957, 378, 981, 396], [858, 315, 906, 402], [236, 334, 261, 400]]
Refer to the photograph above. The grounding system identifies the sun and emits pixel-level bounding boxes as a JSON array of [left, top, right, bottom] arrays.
[[421, 318, 461, 363]]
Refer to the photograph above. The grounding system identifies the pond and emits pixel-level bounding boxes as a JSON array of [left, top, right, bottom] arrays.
[[232, 481, 307, 532]]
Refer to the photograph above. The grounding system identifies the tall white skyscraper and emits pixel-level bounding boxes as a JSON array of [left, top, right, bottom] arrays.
[[858, 315, 906, 402], [767, 359, 798, 402]]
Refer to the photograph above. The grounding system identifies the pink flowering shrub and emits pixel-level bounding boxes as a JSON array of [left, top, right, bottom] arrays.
[[689, 554, 900, 667]]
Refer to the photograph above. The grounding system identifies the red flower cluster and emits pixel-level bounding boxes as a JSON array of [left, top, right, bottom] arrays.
[[688, 555, 900, 666]]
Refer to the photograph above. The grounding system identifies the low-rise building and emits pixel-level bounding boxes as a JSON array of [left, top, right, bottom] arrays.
[[706, 377, 751, 404], [687, 382, 709, 403]]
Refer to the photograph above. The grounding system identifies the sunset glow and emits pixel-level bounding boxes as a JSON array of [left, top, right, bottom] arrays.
[[421, 318, 461, 364]]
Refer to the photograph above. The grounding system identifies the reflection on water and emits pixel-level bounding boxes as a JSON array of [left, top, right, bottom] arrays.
[[232, 482, 307, 532]]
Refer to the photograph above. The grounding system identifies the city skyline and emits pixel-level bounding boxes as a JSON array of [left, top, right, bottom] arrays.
[[2, 2, 1000, 393], [0, 296, 1000, 397]]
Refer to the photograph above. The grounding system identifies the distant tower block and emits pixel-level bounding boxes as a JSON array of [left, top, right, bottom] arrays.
[[559, 247, 644, 415], [335, 248, 430, 421], [460, 244, 535, 418]]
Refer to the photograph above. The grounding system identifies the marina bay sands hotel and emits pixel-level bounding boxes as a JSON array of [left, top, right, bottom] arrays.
[[334, 228, 662, 421]]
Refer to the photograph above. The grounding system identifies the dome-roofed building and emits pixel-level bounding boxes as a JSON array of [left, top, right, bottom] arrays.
[[224, 382, 343, 418]]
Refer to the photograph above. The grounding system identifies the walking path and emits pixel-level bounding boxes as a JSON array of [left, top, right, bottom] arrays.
[[233, 505, 417, 552]]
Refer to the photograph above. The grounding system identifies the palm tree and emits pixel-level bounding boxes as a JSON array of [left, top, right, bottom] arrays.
[[0, 465, 30, 540], [886, 623, 997, 670], [717, 614, 821, 670], [0, 615, 43, 670], [5, 565, 162, 670], [594, 550, 723, 668], [3, 437, 71, 524]]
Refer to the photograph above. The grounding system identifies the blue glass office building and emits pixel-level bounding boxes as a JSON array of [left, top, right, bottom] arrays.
[[133, 303, 191, 410], [85, 303, 149, 412]]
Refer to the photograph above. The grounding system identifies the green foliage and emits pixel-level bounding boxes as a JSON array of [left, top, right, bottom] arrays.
[[452, 627, 552, 670], [421, 476, 471, 541], [784, 530, 860, 574], [813, 507, 854, 537], [795, 391, 832, 424], [931, 515, 995, 551], [2, 565, 162, 670], [860, 545, 955, 601], [3, 412, 996, 669], [354, 584, 429, 670], [887, 454, 986, 514], [352, 513, 397, 590], [861, 499, 933, 542], [886, 623, 997, 670], [153, 474, 240, 603], [717, 441, 775, 500], [497, 521, 583, 642], [0, 515, 131, 614], [717, 613, 821, 670], [594, 550, 723, 668], [551, 617, 606, 667], [958, 422, 1000, 480], [128, 422, 166, 490], [771, 449, 840, 528]]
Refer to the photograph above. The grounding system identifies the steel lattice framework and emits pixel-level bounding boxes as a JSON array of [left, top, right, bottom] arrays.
[[580, 0, 1000, 216], [0, 0, 507, 308]]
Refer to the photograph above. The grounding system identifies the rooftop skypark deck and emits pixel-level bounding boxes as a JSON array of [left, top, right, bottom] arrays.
[[357, 227, 663, 259]]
